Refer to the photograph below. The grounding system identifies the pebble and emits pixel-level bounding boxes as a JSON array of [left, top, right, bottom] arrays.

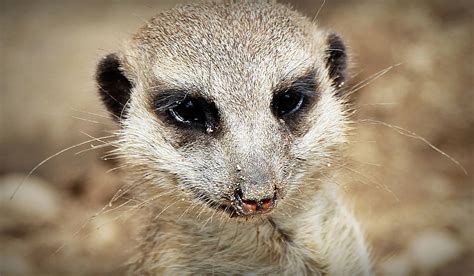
[[0, 174, 61, 225], [0, 254, 33, 275], [379, 254, 413, 276], [408, 229, 463, 272], [87, 214, 120, 252]]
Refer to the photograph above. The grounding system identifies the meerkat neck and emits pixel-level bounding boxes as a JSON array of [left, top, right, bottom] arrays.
[[132, 188, 371, 275]]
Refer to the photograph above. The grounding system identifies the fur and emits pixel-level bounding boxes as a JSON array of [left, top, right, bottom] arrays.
[[96, 1, 372, 275]]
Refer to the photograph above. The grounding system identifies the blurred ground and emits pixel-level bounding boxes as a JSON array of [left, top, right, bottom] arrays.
[[1, 0, 473, 275]]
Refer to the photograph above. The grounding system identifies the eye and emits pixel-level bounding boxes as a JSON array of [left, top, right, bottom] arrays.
[[169, 98, 206, 125], [273, 90, 305, 117], [155, 92, 219, 133]]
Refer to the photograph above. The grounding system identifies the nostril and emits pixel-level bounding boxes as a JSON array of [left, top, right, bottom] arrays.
[[234, 188, 257, 213], [260, 198, 273, 211], [233, 188, 276, 214], [241, 199, 257, 213]]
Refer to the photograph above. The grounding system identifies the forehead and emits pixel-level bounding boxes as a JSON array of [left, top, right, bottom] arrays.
[[131, 3, 324, 104]]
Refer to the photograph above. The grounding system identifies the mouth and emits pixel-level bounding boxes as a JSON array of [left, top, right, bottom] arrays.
[[217, 203, 239, 217]]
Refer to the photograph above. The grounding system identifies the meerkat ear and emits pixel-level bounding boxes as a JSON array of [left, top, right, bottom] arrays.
[[96, 53, 133, 121], [325, 33, 347, 91]]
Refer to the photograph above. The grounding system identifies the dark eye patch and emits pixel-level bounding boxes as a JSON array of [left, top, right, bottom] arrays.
[[272, 71, 318, 130], [153, 90, 219, 134]]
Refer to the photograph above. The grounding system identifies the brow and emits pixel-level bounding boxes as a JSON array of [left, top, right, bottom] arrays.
[[272, 70, 318, 96]]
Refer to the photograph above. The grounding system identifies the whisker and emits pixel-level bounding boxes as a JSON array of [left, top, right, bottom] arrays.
[[153, 200, 180, 221], [359, 119, 467, 175], [10, 134, 116, 199], [70, 108, 112, 120], [105, 164, 129, 174], [71, 116, 101, 124], [176, 203, 197, 223], [79, 130, 115, 145], [345, 63, 402, 98], [312, 0, 326, 22], [358, 102, 397, 107], [74, 142, 115, 155]]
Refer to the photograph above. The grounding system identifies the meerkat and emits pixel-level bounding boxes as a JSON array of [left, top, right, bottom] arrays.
[[96, 1, 372, 275]]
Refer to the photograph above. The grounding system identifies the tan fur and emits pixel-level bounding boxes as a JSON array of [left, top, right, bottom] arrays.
[[102, 1, 372, 275]]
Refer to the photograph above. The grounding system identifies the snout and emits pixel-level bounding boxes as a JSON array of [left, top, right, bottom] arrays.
[[233, 187, 277, 216], [227, 158, 282, 216]]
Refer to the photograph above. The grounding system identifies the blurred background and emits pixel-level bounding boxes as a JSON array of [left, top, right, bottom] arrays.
[[1, 0, 472, 275]]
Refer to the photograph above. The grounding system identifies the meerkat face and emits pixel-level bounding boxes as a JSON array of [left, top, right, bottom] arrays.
[[96, 2, 348, 218]]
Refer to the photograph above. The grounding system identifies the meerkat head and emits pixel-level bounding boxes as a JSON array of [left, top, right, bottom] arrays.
[[96, 2, 348, 219]]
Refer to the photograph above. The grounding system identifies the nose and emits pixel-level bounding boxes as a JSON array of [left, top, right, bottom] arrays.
[[234, 188, 275, 215]]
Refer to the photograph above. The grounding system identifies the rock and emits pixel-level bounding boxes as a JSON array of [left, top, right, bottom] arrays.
[[408, 229, 463, 272], [0, 254, 33, 275], [87, 214, 120, 251], [0, 174, 61, 226], [379, 254, 413, 276]]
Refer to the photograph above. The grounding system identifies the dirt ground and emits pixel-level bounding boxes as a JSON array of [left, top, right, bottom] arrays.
[[1, 0, 473, 275]]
